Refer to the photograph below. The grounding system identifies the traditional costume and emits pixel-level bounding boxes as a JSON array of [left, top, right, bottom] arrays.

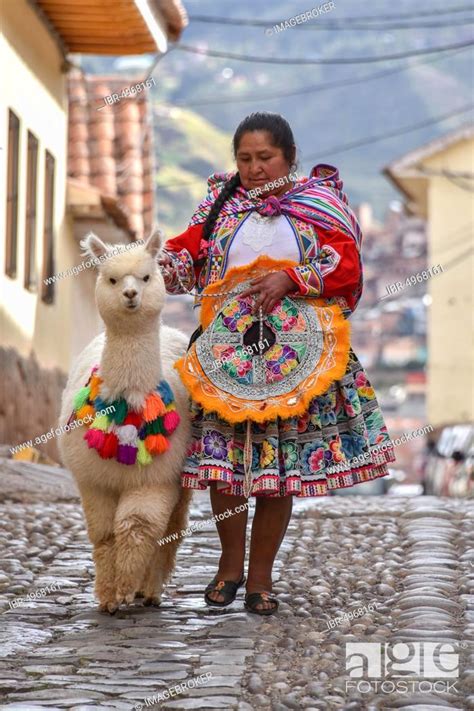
[[162, 164, 396, 497]]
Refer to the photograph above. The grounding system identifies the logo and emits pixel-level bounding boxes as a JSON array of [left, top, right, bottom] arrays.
[[345, 642, 460, 695]]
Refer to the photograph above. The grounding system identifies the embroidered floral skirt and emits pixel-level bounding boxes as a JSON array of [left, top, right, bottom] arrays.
[[181, 349, 396, 497]]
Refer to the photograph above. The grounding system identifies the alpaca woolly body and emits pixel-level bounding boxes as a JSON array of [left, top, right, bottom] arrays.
[[57, 231, 192, 612], [58, 324, 191, 493]]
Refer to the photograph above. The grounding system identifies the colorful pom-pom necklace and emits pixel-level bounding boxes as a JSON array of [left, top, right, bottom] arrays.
[[72, 366, 180, 466]]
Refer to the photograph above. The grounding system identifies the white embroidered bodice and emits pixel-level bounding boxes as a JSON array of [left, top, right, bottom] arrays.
[[225, 212, 300, 273]]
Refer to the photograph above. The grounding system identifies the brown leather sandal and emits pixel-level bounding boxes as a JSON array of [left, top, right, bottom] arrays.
[[244, 591, 279, 616], [204, 574, 246, 607]]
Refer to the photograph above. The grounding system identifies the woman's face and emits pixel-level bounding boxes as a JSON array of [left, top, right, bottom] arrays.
[[235, 130, 295, 197]]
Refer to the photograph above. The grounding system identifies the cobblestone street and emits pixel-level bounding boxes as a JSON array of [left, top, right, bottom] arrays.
[[0, 458, 472, 710]]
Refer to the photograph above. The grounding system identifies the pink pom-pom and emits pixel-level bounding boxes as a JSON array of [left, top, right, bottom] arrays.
[[84, 428, 105, 451], [163, 410, 180, 434]]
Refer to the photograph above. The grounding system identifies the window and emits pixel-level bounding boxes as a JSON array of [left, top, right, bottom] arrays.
[[24, 131, 38, 290], [5, 110, 20, 278], [41, 150, 55, 304]]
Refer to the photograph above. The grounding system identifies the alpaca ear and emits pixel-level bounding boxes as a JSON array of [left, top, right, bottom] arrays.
[[80, 231, 109, 260], [144, 230, 163, 258]]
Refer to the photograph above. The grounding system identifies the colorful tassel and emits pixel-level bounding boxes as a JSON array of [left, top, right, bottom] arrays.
[[146, 418, 166, 435], [157, 380, 174, 406], [77, 404, 95, 421], [109, 398, 128, 424], [124, 411, 142, 428], [89, 374, 102, 400], [143, 393, 166, 421], [145, 434, 169, 455], [90, 413, 110, 431], [137, 439, 153, 466], [116, 424, 138, 446], [73, 386, 91, 411], [99, 432, 118, 459], [164, 410, 180, 434], [72, 368, 179, 466], [117, 444, 138, 465], [84, 428, 105, 450]]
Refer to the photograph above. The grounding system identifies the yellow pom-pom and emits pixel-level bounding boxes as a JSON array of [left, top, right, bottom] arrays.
[[137, 439, 153, 465]]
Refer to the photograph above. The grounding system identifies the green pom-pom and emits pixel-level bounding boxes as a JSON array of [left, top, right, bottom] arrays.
[[90, 414, 110, 432], [110, 398, 128, 424], [73, 386, 91, 411], [137, 439, 153, 466], [146, 418, 165, 435]]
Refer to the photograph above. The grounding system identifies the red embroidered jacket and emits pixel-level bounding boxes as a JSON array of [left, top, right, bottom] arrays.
[[161, 220, 362, 314]]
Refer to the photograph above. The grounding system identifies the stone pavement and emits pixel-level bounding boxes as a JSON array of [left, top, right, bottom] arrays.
[[0, 458, 472, 710]]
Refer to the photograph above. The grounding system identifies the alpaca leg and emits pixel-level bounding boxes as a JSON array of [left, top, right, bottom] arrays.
[[142, 487, 192, 605], [79, 485, 119, 613], [141, 547, 165, 606], [114, 485, 180, 606]]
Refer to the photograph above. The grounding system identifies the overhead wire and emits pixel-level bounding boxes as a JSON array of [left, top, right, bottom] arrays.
[[166, 46, 471, 107], [187, 5, 474, 26], [176, 38, 474, 65]]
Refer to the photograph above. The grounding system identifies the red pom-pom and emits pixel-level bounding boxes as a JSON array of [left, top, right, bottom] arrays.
[[99, 432, 118, 459], [124, 411, 142, 428]]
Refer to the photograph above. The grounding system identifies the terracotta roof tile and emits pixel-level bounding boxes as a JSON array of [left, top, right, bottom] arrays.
[[67, 71, 155, 239]]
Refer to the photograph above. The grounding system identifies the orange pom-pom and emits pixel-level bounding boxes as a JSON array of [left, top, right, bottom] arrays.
[[89, 374, 102, 400], [77, 404, 95, 421], [143, 393, 166, 422], [145, 434, 169, 455]]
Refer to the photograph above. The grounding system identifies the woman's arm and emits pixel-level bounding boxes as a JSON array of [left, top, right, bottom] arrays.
[[283, 226, 362, 313], [158, 223, 204, 294]]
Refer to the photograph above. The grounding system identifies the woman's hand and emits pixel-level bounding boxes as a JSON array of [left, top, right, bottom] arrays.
[[240, 271, 296, 314], [157, 251, 172, 268]]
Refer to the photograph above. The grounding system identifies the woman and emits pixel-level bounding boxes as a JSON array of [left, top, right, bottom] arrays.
[[158, 112, 395, 615]]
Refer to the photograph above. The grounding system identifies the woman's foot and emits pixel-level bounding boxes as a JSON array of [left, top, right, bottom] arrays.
[[244, 590, 279, 615], [204, 573, 245, 606]]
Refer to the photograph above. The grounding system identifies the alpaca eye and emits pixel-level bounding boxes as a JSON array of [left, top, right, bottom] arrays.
[[143, 275, 150, 282], [109, 278, 116, 285]]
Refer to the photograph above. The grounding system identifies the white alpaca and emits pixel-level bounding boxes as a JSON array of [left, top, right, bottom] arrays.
[[57, 231, 192, 613]]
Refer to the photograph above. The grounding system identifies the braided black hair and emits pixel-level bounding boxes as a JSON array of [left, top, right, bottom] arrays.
[[197, 112, 296, 267]]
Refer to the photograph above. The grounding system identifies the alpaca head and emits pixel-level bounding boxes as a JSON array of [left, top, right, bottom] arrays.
[[81, 231, 166, 330]]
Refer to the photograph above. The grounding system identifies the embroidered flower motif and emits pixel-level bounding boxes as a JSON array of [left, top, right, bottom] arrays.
[[267, 301, 299, 332], [203, 431, 228, 460], [340, 433, 367, 459], [281, 441, 298, 469], [329, 438, 344, 463], [318, 394, 337, 425], [222, 352, 253, 379], [302, 443, 326, 473], [222, 299, 253, 333], [265, 344, 298, 382], [260, 439, 276, 468]]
